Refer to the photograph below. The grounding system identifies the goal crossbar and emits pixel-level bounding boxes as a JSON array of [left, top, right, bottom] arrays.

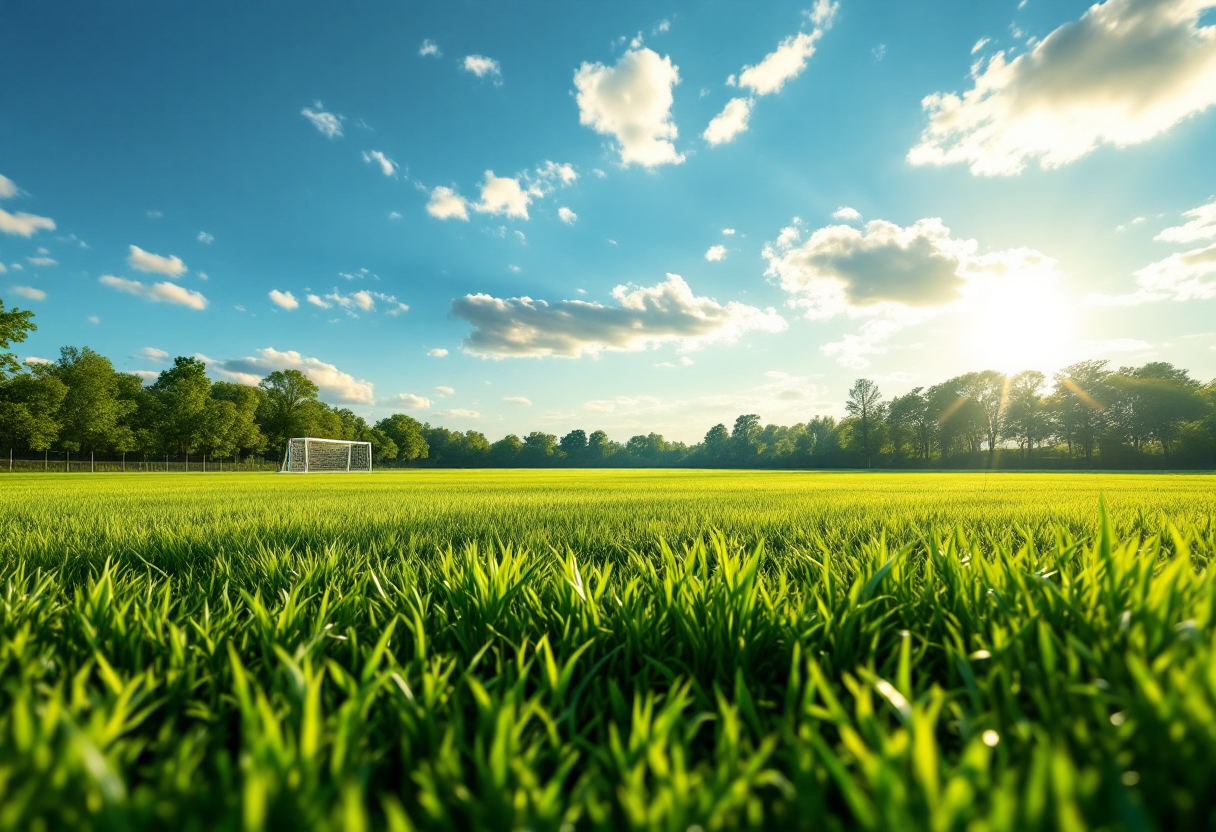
[[281, 437, 372, 473]]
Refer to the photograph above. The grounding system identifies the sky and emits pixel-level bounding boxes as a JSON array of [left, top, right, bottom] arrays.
[[2, 0, 1215, 443]]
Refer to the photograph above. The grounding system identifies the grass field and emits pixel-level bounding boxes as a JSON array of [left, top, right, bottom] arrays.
[[1, 470, 1214, 831]]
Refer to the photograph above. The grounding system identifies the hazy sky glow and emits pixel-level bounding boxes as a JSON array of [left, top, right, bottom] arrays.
[[2, 0, 1215, 441]]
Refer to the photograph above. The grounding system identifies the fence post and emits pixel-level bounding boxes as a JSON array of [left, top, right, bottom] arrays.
[[8, 447, 11, 472], [44, 450, 47, 472], [186, 452, 189, 473], [66, 450, 69, 473], [122, 452, 126, 473], [203, 454, 207, 473], [91, 451, 95, 473]]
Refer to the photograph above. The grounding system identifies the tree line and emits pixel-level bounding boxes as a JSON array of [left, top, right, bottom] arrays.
[[2, 298, 1214, 469]]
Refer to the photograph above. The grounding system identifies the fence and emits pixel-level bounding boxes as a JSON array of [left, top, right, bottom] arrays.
[[2, 450, 280, 473]]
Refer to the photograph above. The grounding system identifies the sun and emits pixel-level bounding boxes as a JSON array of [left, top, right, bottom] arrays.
[[962, 268, 1076, 375]]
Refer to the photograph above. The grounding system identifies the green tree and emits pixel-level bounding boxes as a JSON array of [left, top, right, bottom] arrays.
[[0, 298, 36, 378], [560, 429, 588, 463], [491, 433, 523, 465], [887, 388, 927, 462], [149, 357, 212, 454], [1108, 363, 1204, 458], [522, 431, 558, 464], [0, 373, 68, 451], [702, 423, 730, 465], [49, 346, 136, 453], [211, 381, 266, 459], [1052, 360, 1110, 462], [845, 379, 884, 467], [586, 429, 616, 462], [1004, 371, 1050, 458], [958, 370, 1007, 460], [730, 414, 762, 464], [375, 414, 429, 462]]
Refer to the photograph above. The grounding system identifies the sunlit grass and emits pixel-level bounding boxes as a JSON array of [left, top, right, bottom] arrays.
[[1, 470, 1214, 830]]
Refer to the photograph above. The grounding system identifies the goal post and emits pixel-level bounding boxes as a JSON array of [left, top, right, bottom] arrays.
[[281, 438, 373, 473]]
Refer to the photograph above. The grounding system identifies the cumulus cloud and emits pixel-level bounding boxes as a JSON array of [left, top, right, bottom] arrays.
[[833, 206, 861, 221], [428, 348, 449, 357], [1091, 241, 1216, 304], [138, 347, 169, 361], [26, 256, 56, 266], [301, 102, 344, 138], [705, 244, 728, 261], [0, 208, 55, 237], [558, 207, 578, 224], [363, 150, 398, 177], [909, 0, 1216, 175], [463, 55, 503, 83], [24, 355, 53, 365], [503, 396, 532, 405], [451, 273, 786, 358], [419, 39, 441, 58], [435, 385, 455, 396], [703, 97, 753, 146], [128, 245, 187, 278], [427, 186, 469, 220], [198, 231, 214, 244], [722, 228, 736, 236], [269, 289, 299, 310], [474, 171, 531, 219], [209, 348, 374, 403], [10, 285, 46, 300], [762, 217, 1052, 316], [0, 174, 17, 199], [387, 393, 432, 409], [1156, 199, 1216, 244], [574, 48, 684, 167], [99, 275, 208, 309]]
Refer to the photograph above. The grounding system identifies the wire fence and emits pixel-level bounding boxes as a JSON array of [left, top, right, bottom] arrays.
[[2, 450, 280, 473]]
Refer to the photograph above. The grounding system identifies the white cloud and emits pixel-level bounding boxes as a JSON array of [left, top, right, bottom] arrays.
[[722, 228, 736, 236], [821, 318, 904, 369], [474, 171, 531, 219], [128, 245, 187, 278], [387, 393, 432, 410], [419, 39, 441, 58], [427, 186, 469, 220], [1156, 200, 1216, 244], [451, 273, 786, 358], [654, 19, 671, 34], [319, 288, 408, 316], [558, 206, 578, 224], [436, 409, 480, 419], [738, 29, 829, 96], [138, 347, 169, 361], [463, 55, 503, 83], [269, 289, 299, 310], [762, 217, 1053, 317], [0, 263, 6, 273], [363, 150, 398, 177], [574, 48, 684, 167], [131, 370, 160, 381], [198, 231, 214, 244], [504, 396, 532, 405], [909, 0, 1216, 176], [526, 161, 578, 196], [24, 355, 53, 365], [703, 97, 753, 146], [428, 348, 449, 357], [26, 256, 57, 266], [301, 102, 344, 138], [705, 244, 728, 261], [388, 211, 402, 220], [88, 315, 100, 324], [0, 208, 56, 237], [338, 267, 372, 281], [99, 275, 208, 309], [656, 356, 695, 369], [1091, 241, 1216, 304], [210, 348, 374, 403], [10, 285, 46, 300], [832, 206, 861, 221], [807, 0, 838, 27], [0, 174, 17, 199], [972, 37, 991, 54], [435, 385, 455, 396]]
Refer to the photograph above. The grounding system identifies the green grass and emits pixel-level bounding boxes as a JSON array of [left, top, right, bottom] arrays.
[[1, 470, 1214, 831]]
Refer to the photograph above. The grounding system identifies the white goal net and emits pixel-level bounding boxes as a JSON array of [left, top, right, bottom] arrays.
[[281, 438, 372, 473]]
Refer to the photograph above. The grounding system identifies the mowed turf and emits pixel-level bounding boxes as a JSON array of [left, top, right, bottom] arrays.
[[1, 470, 1214, 831]]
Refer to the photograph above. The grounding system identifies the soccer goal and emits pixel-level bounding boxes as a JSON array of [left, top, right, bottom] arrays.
[[281, 438, 372, 473]]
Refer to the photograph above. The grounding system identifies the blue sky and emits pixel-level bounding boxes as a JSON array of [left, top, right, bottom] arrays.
[[3, 0, 1215, 442]]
